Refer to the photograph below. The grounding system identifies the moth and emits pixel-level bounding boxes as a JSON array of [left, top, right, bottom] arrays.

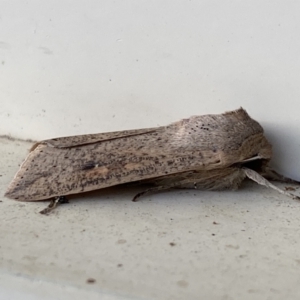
[[5, 108, 300, 214]]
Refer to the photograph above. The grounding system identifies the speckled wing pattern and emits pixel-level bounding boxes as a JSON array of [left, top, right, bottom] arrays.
[[5, 108, 272, 201], [31, 127, 159, 150]]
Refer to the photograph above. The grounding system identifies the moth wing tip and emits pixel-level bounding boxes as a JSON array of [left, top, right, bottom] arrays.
[[4, 189, 17, 200], [4, 184, 27, 201]]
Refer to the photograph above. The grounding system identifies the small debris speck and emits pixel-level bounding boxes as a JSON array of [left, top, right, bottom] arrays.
[[285, 186, 296, 191], [86, 278, 96, 284], [117, 239, 127, 244]]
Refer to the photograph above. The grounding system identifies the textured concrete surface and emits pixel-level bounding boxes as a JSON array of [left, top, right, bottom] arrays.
[[1, 136, 300, 300]]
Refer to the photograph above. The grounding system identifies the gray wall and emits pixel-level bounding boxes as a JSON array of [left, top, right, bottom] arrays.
[[1, 1, 300, 179]]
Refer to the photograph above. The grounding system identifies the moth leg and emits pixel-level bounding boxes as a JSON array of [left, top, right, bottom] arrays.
[[39, 196, 69, 215], [243, 168, 300, 201], [133, 186, 171, 202], [132, 178, 203, 202], [262, 167, 300, 185]]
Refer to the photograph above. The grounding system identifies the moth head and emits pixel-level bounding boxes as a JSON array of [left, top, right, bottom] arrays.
[[241, 158, 270, 174], [257, 135, 273, 160], [238, 134, 272, 172], [239, 133, 272, 162]]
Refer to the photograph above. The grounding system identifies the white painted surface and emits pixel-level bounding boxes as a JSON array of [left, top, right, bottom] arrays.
[[1, 1, 300, 179], [2, 138, 300, 300], [1, 1, 300, 299]]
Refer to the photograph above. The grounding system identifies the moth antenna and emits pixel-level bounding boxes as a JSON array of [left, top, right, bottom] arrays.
[[39, 196, 69, 215], [243, 168, 300, 201]]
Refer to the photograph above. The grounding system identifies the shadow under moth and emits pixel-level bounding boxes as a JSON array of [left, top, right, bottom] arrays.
[[5, 108, 300, 214]]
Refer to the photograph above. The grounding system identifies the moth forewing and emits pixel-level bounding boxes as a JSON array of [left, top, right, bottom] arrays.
[[5, 107, 300, 207]]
